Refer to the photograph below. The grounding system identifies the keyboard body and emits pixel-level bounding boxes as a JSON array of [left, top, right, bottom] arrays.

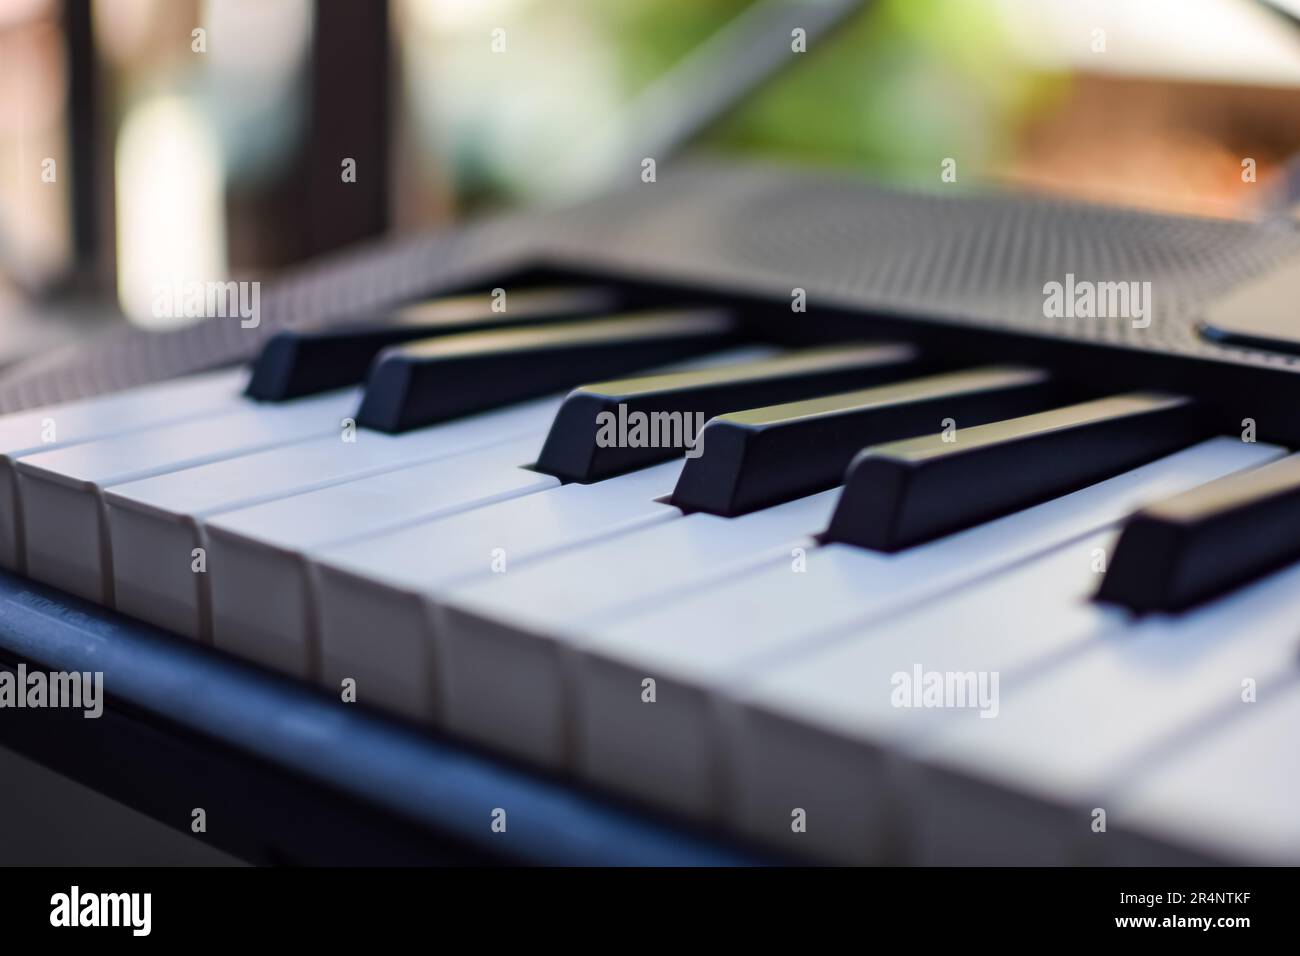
[[1, 160, 1298, 866]]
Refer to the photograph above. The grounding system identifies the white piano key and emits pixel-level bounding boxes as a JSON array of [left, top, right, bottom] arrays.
[[1106, 678, 1300, 866], [904, 544, 1300, 866], [103, 395, 561, 640], [563, 437, 1284, 821], [204, 436, 556, 678], [312, 459, 684, 724], [435, 488, 840, 765], [0, 368, 248, 570], [728, 528, 1127, 864], [101, 347, 770, 642], [15, 388, 358, 604]]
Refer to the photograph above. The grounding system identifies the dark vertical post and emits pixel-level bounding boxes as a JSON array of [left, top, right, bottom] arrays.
[[305, 0, 390, 256], [63, 0, 100, 283]]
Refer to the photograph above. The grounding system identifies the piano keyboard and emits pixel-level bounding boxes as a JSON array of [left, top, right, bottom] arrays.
[[2, 288, 1297, 867]]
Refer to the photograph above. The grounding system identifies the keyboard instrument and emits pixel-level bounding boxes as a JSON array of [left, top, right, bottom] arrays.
[[2, 162, 1299, 866]]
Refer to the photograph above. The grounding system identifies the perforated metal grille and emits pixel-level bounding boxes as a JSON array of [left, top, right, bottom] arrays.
[[2, 160, 1297, 412], [542, 163, 1300, 366]]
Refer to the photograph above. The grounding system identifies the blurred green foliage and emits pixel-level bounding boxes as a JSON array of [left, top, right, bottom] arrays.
[[570, 0, 1069, 186], [698, 0, 1068, 184]]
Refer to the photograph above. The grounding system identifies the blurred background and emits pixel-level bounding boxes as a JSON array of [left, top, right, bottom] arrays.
[[0, 0, 1298, 356]]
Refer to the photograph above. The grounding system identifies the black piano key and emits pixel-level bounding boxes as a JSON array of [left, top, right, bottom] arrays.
[[356, 310, 736, 433], [670, 365, 1062, 517], [534, 343, 922, 483], [824, 392, 1203, 552], [1096, 454, 1300, 613], [246, 287, 622, 401]]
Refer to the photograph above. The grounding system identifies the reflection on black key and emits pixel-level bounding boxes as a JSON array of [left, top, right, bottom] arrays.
[[535, 343, 922, 483], [356, 310, 735, 433], [825, 392, 1202, 551], [246, 287, 622, 401], [1097, 454, 1300, 613], [671, 366, 1060, 517]]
